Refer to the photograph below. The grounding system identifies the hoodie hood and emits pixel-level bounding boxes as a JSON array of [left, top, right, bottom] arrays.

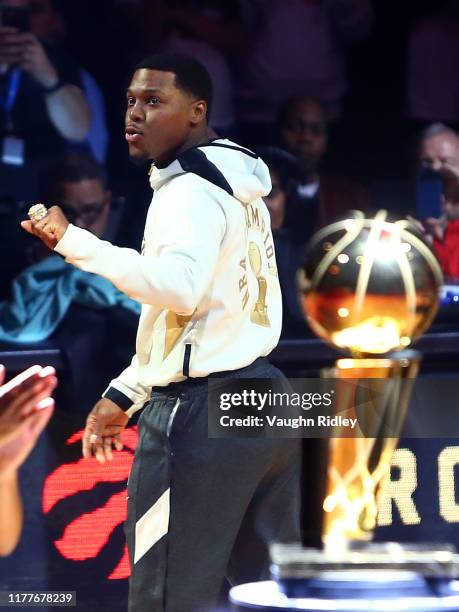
[[149, 139, 272, 204]]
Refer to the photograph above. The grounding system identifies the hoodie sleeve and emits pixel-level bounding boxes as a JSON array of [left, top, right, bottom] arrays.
[[54, 184, 227, 315], [102, 354, 151, 417]]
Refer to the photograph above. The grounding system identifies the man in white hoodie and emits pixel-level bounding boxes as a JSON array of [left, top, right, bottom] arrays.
[[22, 53, 301, 612]]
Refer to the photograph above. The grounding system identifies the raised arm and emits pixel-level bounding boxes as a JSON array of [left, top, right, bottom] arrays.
[[21, 184, 227, 315], [20, 32, 90, 141]]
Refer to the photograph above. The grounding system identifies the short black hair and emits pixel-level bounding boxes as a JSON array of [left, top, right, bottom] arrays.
[[135, 52, 213, 119], [277, 96, 326, 129], [39, 154, 108, 202]]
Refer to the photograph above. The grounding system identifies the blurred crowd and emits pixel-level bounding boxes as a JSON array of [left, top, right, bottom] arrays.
[[0, 0, 459, 403], [0, 0, 459, 567]]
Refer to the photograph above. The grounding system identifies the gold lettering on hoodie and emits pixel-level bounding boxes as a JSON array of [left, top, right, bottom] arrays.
[[239, 257, 249, 309], [240, 202, 277, 319]]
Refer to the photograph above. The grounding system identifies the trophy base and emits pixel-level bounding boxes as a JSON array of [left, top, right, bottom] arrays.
[[229, 579, 459, 611], [228, 543, 459, 610], [271, 542, 459, 578], [269, 542, 459, 600]]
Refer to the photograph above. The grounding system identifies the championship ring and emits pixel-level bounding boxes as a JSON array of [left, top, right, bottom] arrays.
[[28, 203, 49, 223]]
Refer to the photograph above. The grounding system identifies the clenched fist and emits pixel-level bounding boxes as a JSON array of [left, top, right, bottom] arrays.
[[21, 205, 70, 250]]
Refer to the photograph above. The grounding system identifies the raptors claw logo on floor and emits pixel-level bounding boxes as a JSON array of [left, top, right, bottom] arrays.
[[42, 427, 138, 580]]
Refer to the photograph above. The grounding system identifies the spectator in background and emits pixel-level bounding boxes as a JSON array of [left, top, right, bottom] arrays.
[[425, 176, 459, 281], [0, 0, 90, 202], [236, 0, 373, 144], [277, 96, 370, 243], [38, 154, 114, 242], [28, 0, 108, 163], [415, 124, 459, 221], [258, 146, 309, 338], [416, 125, 459, 280], [417, 123, 459, 172], [0, 364, 56, 556], [1, 154, 117, 297], [407, 1, 459, 127]]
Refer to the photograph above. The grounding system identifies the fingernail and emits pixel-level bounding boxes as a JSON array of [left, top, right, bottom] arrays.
[[36, 397, 54, 410], [18, 365, 42, 382], [39, 366, 56, 378]]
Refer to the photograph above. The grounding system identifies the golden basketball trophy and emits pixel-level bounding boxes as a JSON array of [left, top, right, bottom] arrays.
[[299, 209, 442, 549], [266, 211, 459, 605]]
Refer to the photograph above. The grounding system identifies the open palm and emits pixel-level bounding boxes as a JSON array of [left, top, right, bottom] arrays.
[[0, 365, 56, 478]]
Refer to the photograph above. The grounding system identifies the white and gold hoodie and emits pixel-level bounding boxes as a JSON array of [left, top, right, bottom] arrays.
[[54, 139, 282, 416]]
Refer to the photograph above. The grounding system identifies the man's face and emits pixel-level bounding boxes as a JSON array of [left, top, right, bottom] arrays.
[[125, 69, 198, 166], [58, 179, 111, 237], [418, 133, 459, 170], [280, 99, 327, 172]]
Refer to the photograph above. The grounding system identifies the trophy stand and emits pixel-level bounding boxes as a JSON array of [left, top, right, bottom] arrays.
[[320, 351, 421, 548], [259, 350, 459, 609]]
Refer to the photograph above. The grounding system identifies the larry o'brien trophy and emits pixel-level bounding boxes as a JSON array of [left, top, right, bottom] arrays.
[[300, 209, 442, 549], [230, 210, 459, 611]]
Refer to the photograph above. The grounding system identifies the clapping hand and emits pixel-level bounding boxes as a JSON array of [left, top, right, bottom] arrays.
[[0, 365, 57, 479]]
